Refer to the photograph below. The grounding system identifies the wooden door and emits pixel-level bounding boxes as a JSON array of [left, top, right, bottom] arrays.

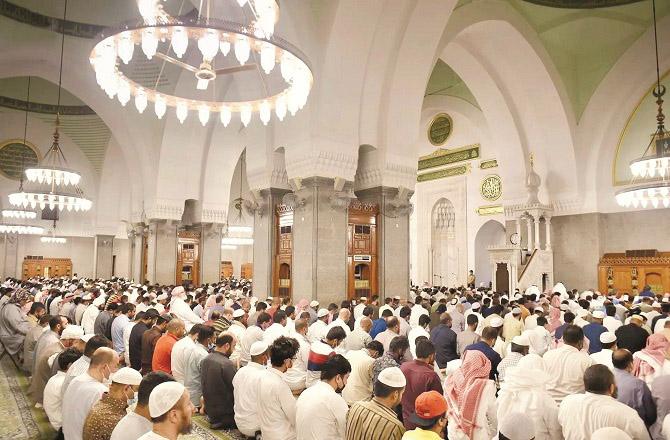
[[495, 263, 510, 294], [273, 205, 293, 299], [177, 230, 200, 286], [347, 201, 379, 300]]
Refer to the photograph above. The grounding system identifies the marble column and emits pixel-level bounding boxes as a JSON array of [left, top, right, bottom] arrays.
[[200, 223, 223, 284], [292, 177, 349, 306], [525, 217, 533, 250], [1, 234, 19, 279], [534, 217, 541, 250], [357, 186, 411, 300], [515, 218, 521, 247], [545, 217, 552, 250], [146, 220, 178, 285], [94, 235, 114, 279], [252, 188, 290, 298], [129, 225, 145, 283]]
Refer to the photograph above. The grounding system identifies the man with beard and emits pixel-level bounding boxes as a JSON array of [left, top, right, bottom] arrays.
[[200, 332, 237, 429], [138, 381, 195, 440]]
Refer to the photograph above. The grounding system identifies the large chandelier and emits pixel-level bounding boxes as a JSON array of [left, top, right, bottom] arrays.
[[2, 209, 37, 219], [616, 0, 669, 209], [9, 0, 92, 213], [0, 225, 44, 235], [89, 0, 312, 127]]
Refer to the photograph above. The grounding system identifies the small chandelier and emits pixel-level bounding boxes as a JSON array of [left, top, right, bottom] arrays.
[[41, 224, 67, 244], [8, 0, 92, 213], [89, 0, 312, 127], [616, 0, 669, 209], [0, 225, 44, 235], [2, 209, 37, 219]]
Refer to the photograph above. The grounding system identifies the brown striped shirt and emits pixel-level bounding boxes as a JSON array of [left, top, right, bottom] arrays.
[[346, 398, 405, 440]]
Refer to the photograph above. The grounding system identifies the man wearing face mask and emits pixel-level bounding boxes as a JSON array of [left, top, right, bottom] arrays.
[[258, 336, 300, 440], [62, 347, 120, 440], [296, 354, 352, 440], [82, 367, 143, 440], [201, 332, 238, 430], [346, 366, 406, 440]]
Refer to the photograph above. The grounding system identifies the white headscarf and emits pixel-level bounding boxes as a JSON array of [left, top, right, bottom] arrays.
[[497, 354, 550, 423]]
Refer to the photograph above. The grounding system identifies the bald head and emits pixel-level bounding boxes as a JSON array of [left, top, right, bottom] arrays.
[[90, 347, 117, 366], [612, 349, 633, 371], [440, 312, 452, 326], [339, 308, 351, 321], [360, 316, 372, 332], [166, 318, 185, 337]]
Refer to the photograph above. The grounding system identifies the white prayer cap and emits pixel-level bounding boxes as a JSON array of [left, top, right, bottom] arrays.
[[471, 302, 481, 310], [112, 367, 143, 386], [653, 302, 661, 308], [360, 297, 367, 301], [267, 296, 273, 301], [92, 296, 106, 307], [592, 427, 632, 440], [526, 285, 541, 296], [560, 304, 569, 311], [250, 341, 269, 356], [393, 296, 401, 300], [551, 283, 567, 296], [377, 367, 406, 388], [600, 332, 617, 344], [576, 309, 588, 318], [592, 310, 606, 319], [450, 298, 458, 305], [512, 334, 530, 346], [157, 293, 168, 300], [317, 308, 329, 318], [498, 411, 535, 440], [82, 293, 92, 301], [490, 317, 504, 328], [309, 300, 319, 308], [232, 309, 245, 318], [171, 286, 185, 298], [149, 382, 186, 417], [81, 334, 95, 342], [61, 325, 84, 340], [511, 307, 521, 315], [630, 314, 645, 323]]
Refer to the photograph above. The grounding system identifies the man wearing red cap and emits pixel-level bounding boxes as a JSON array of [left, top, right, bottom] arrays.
[[402, 391, 448, 439]]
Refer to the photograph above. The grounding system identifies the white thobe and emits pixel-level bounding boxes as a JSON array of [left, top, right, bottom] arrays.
[[81, 305, 100, 334], [409, 304, 429, 328], [137, 431, 170, 440], [526, 326, 552, 356], [378, 304, 393, 317], [240, 326, 264, 366], [353, 303, 366, 320], [170, 336, 195, 383], [604, 316, 623, 333], [307, 320, 327, 343], [233, 362, 266, 436], [524, 314, 539, 331], [345, 327, 372, 352], [497, 379, 562, 440], [110, 411, 152, 440], [169, 297, 204, 330], [375, 329, 400, 353], [558, 392, 650, 440], [399, 317, 410, 337], [590, 349, 615, 371], [543, 344, 595, 403], [227, 321, 246, 363], [342, 349, 375, 405], [43, 371, 66, 430], [61, 355, 91, 398], [408, 326, 430, 359], [327, 319, 352, 338], [61, 373, 107, 440], [446, 380, 497, 440], [183, 342, 208, 406], [263, 323, 287, 345], [296, 381, 348, 440], [284, 333, 310, 391], [258, 368, 297, 440]]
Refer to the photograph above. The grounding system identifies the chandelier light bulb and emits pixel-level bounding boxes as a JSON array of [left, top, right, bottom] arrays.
[[280, 52, 296, 83], [117, 81, 131, 106], [135, 92, 148, 113], [260, 42, 275, 74], [220, 40, 231, 56], [176, 102, 188, 123], [141, 28, 158, 59], [240, 105, 252, 127], [117, 32, 135, 64], [237, 0, 247, 6], [220, 106, 232, 127], [155, 96, 167, 119], [198, 105, 210, 126], [234, 35, 251, 65], [198, 30, 220, 61], [259, 100, 271, 125], [171, 27, 188, 58], [275, 95, 287, 121]]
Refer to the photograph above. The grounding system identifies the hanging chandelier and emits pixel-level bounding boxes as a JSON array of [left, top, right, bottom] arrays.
[[41, 222, 67, 244], [89, 0, 312, 127], [9, 0, 92, 213], [616, 0, 669, 210], [2, 209, 37, 219], [0, 225, 44, 235]]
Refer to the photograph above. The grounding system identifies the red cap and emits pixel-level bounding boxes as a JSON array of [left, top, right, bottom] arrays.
[[412, 391, 447, 421]]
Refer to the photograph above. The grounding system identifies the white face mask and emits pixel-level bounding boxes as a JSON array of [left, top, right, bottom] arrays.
[[127, 390, 138, 408]]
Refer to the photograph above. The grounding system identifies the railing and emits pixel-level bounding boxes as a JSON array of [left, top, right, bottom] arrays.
[[518, 249, 538, 281]]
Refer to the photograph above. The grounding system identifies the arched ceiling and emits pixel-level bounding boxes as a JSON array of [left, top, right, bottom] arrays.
[[425, 59, 480, 109]]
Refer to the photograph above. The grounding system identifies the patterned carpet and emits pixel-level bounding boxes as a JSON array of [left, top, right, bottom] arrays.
[[0, 357, 244, 440]]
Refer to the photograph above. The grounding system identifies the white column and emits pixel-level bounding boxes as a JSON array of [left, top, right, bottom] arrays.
[[515, 217, 521, 247], [491, 262, 497, 291], [533, 217, 541, 250], [545, 216, 552, 250], [525, 217, 533, 250]]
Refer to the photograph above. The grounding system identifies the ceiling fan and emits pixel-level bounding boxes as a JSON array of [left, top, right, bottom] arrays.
[[154, 52, 257, 90]]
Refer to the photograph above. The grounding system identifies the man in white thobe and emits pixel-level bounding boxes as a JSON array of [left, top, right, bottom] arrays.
[[558, 364, 650, 440], [170, 324, 200, 384], [169, 286, 204, 330], [590, 332, 617, 371], [308, 309, 330, 343], [544, 324, 594, 403], [233, 341, 268, 437]]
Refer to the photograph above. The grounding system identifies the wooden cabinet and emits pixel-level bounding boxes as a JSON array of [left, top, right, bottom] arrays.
[[598, 251, 670, 295], [177, 230, 200, 287], [272, 205, 293, 299], [22, 256, 72, 279], [241, 263, 253, 280], [347, 201, 379, 300], [220, 261, 233, 280]]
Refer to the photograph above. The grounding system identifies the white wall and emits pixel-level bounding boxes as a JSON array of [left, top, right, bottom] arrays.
[[473, 220, 506, 288], [221, 245, 253, 278], [113, 238, 130, 279], [15, 235, 95, 278]]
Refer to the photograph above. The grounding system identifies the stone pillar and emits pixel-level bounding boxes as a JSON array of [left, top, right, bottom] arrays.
[[292, 177, 349, 306], [146, 220, 178, 285], [252, 188, 290, 297], [1, 234, 19, 279], [94, 235, 114, 279], [200, 223, 223, 284], [491, 262, 497, 292], [533, 217, 541, 250], [525, 217, 533, 250], [515, 218, 521, 247], [129, 225, 145, 283], [545, 216, 552, 250]]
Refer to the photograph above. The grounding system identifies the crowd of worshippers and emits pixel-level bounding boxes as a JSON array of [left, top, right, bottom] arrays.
[[2, 279, 670, 440]]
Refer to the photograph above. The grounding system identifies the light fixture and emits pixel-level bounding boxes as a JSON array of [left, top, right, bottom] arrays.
[[221, 244, 238, 250], [221, 237, 253, 246], [89, 0, 311, 126], [0, 225, 44, 235], [2, 209, 37, 219], [228, 225, 253, 234], [10, 0, 92, 213], [41, 221, 67, 244], [616, 0, 669, 209]]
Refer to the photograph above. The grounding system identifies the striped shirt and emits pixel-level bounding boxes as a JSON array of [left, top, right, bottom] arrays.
[[306, 340, 334, 387], [346, 398, 405, 440]]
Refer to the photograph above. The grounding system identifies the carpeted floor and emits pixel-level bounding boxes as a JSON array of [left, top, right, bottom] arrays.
[[0, 357, 244, 440]]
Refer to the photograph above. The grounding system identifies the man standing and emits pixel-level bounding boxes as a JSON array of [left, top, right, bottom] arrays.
[[258, 336, 300, 440], [308, 308, 330, 343], [457, 314, 480, 356], [430, 313, 458, 369], [346, 366, 406, 440], [584, 310, 608, 354], [347, 316, 373, 351], [544, 325, 595, 403], [408, 315, 431, 359], [284, 319, 311, 393], [401, 391, 448, 440], [615, 314, 649, 354], [612, 349, 657, 427], [502, 307, 524, 342], [183, 325, 215, 410], [170, 324, 201, 383], [497, 335, 530, 382], [43, 348, 82, 433], [463, 327, 502, 380], [375, 317, 401, 353], [558, 365, 650, 439], [239, 312, 272, 366], [372, 336, 409, 383], [399, 340, 443, 430], [137, 382, 195, 440], [82, 367, 143, 440], [110, 372, 175, 440], [233, 341, 268, 437], [152, 318, 185, 375], [61, 335, 112, 398], [201, 332, 237, 430], [128, 309, 158, 371], [343, 341, 383, 405], [296, 355, 351, 439], [33, 314, 67, 373], [307, 327, 347, 387], [590, 332, 617, 371], [141, 314, 168, 374], [111, 303, 135, 357], [353, 297, 367, 321]]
